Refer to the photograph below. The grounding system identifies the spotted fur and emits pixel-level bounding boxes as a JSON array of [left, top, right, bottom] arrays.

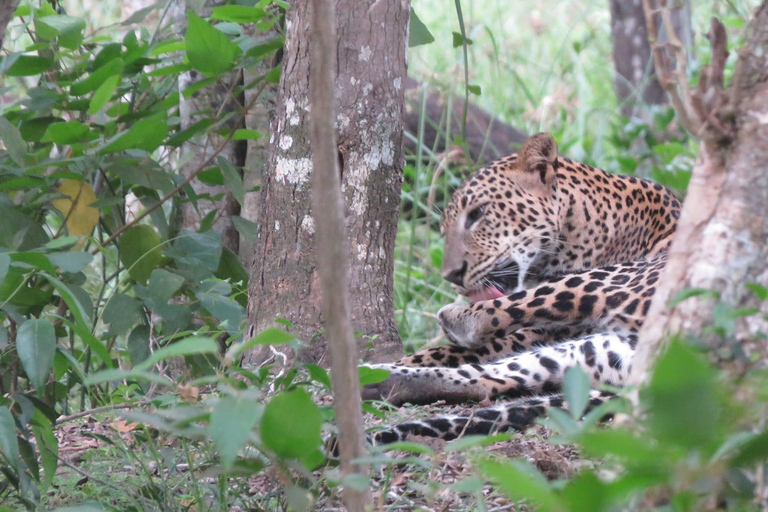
[[363, 132, 681, 444]]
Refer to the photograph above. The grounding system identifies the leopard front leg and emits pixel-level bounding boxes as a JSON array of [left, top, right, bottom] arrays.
[[438, 260, 654, 348]]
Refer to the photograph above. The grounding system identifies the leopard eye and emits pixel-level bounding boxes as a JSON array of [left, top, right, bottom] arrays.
[[465, 205, 485, 229]]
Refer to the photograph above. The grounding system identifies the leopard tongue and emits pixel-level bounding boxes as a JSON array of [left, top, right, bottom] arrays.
[[468, 286, 505, 303]]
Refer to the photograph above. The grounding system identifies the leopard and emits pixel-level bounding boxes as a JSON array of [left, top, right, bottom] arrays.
[[360, 132, 681, 446]]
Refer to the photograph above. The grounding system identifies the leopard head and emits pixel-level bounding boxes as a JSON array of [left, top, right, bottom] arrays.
[[441, 133, 562, 301]]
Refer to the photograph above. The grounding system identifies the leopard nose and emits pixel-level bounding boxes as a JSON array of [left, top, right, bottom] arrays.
[[442, 261, 467, 287]]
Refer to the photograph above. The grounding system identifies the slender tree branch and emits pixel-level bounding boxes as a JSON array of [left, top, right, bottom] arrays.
[[309, 0, 371, 509]]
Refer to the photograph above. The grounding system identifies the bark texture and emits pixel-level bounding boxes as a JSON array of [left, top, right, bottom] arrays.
[[0, 0, 20, 51], [631, 3, 768, 385], [309, 0, 369, 506], [609, 0, 693, 118], [245, 0, 409, 366]]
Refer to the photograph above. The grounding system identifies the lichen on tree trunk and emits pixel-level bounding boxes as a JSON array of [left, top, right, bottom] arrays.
[[244, 0, 408, 366]]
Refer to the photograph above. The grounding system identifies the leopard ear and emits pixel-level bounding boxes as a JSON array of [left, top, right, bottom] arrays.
[[518, 133, 558, 188]]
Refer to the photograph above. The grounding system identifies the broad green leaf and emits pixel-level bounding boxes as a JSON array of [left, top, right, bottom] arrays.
[[0, 194, 48, 250], [0, 406, 19, 466], [103, 294, 142, 336], [83, 368, 173, 386], [185, 11, 241, 75], [196, 280, 244, 334], [10, 251, 56, 273], [41, 121, 90, 145], [40, 272, 94, 331], [219, 156, 245, 206], [226, 327, 294, 361], [644, 340, 721, 449], [409, 8, 435, 48], [32, 419, 58, 489], [52, 180, 99, 237], [147, 268, 185, 301], [468, 84, 482, 96], [231, 216, 258, 248], [210, 5, 266, 23], [667, 287, 719, 308], [70, 59, 124, 96], [563, 366, 591, 420], [166, 230, 222, 276], [17, 318, 57, 390], [47, 251, 93, 273], [209, 395, 260, 468], [36, 15, 86, 49], [0, 117, 27, 166], [127, 325, 151, 366], [304, 363, 331, 390], [452, 31, 473, 48], [560, 471, 608, 512], [134, 336, 218, 371], [117, 225, 164, 284], [122, 2, 162, 25], [231, 129, 262, 141], [88, 74, 120, 115], [746, 283, 768, 301], [478, 458, 566, 512], [245, 38, 284, 60], [5, 55, 53, 76], [359, 367, 390, 386], [99, 115, 168, 153], [261, 389, 323, 468]]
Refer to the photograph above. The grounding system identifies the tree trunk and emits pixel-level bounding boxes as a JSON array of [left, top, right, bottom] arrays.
[[0, 0, 20, 51], [245, 0, 409, 366], [631, 3, 768, 385], [609, 0, 693, 119]]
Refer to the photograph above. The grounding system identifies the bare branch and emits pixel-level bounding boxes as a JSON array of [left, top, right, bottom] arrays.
[[309, 0, 371, 510]]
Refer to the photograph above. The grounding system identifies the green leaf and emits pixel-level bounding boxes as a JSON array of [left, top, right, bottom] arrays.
[[452, 31, 473, 48], [231, 216, 258, 248], [209, 395, 261, 468], [560, 471, 608, 512], [134, 336, 218, 371], [47, 251, 93, 273], [39, 272, 94, 331], [478, 458, 566, 512], [731, 429, 768, 466], [304, 363, 331, 390], [147, 268, 185, 301], [127, 325, 151, 366], [185, 11, 241, 75], [166, 230, 222, 276], [0, 406, 19, 466], [36, 15, 86, 49], [88, 74, 120, 115], [644, 340, 721, 449], [468, 84, 482, 96], [5, 55, 53, 76], [0, 253, 9, 286], [41, 121, 90, 145], [409, 8, 435, 47], [227, 327, 295, 361], [563, 366, 590, 420], [245, 38, 284, 60], [231, 129, 262, 141], [0, 117, 27, 166], [261, 389, 323, 468], [667, 287, 719, 308], [746, 283, 768, 301], [16, 318, 57, 390], [32, 419, 58, 489], [99, 115, 168, 153], [70, 58, 124, 96], [117, 225, 164, 284], [103, 294, 142, 336], [359, 367, 390, 386], [83, 368, 173, 386], [219, 156, 245, 206], [210, 5, 266, 23]]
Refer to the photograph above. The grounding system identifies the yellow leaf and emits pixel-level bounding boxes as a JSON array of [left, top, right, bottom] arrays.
[[52, 180, 99, 236]]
